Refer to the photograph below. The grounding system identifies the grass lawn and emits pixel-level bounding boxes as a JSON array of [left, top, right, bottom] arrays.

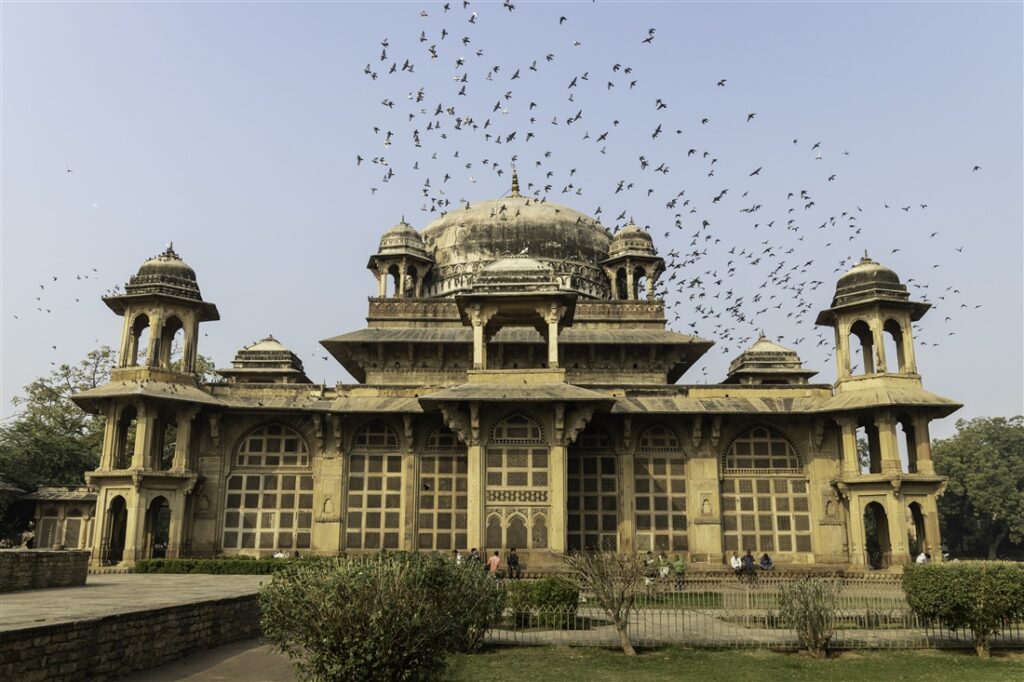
[[445, 646, 1024, 681]]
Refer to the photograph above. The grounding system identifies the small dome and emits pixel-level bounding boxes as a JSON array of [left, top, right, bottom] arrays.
[[376, 219, 429, 260], [837, 253, 901, 290], [830, 252, 909, 308], [245, 335, 289, 352], [126, 243, 203, 301], [724, 332, 817, 385], [608, 222, 656, 259]]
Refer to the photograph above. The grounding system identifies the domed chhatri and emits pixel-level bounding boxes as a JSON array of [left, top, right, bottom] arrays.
[[129, 243, 202, 300], [376, 218, 430, 261], [218, 334, 310, 385], [830, 252, 908, 309], [608, 222, 657, 259]]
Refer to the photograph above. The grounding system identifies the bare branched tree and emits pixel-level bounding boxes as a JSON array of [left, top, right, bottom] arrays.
[[561, 551, 647, 655]]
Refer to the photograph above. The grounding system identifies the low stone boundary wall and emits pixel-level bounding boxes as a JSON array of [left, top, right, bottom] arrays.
[[0, 594, 261, 681], [0, 550, 90, 593]]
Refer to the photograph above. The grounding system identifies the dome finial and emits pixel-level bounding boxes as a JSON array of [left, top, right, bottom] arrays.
[[510, 165, 520, 197]]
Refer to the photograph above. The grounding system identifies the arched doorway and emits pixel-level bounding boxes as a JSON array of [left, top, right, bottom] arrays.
[[105, 496, 128, 564], [863, 502, 891, 569], [144, 496, 171, 558], [907, 502, 926, 558]]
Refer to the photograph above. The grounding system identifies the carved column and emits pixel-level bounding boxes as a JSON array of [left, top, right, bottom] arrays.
[[837, 416, 859, 476], [912, 416, 935, 475], [171, 406, 201, 471], [625, 259, 635, 300], [131, 402, 157, 470], [877, 412, 902, 474], [549, 403, 568, 553], [618, 416, 636, 553], [401, 414, 418, 550]]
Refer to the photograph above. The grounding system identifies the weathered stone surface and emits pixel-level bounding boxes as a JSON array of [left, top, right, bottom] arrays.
[[0, 551, 89, 593]]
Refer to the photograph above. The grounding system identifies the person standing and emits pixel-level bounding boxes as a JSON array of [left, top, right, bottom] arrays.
[[507, 547, 521, 578], [487, 550, 501, 575]]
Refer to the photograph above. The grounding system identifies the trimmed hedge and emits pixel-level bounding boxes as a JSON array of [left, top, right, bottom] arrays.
[[135, 557, 326, 574], [504, 576, 580, 628], [903, 561, 1024, 656]]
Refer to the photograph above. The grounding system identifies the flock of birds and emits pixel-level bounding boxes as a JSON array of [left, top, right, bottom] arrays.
[[13, 2, 984, 383], [350, 1, 983, 378]]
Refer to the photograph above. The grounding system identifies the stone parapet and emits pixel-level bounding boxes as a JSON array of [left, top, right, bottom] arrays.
[[0, 595, 259, 681], [0, 550, 90, 593]]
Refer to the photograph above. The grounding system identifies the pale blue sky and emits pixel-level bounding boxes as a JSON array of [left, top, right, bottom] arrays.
[[2, 1, 1021, 438]]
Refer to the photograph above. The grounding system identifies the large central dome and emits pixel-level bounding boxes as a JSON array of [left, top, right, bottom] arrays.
[[421, 192, 613, 298]]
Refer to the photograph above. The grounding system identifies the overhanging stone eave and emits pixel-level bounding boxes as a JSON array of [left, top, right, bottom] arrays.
[[103, 293, 220, 321]]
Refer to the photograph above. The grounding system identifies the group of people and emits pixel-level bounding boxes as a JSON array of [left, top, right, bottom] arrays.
[[644, 551, 686, 587], [731, 550, 774, 578], [453, 547, 522, 578]]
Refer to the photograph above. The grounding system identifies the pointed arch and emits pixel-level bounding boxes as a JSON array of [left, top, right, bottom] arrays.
[[351, 419, 400, 451], [490, 412, 544, 443], [235, 423, 309, 467], [637, 423, 681, 452]]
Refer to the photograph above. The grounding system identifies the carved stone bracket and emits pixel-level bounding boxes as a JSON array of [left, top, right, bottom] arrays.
[[311, 414, 325, 452], [469, 402, 480, 446], [403, 414, 414, 453], [208, 413, 222, 447], [709, 416, 722, 450], [812, 418, 827, 450], [690, 416, 703, 450], [832, 481, 851, 501], [329, 414, 344, 456], [622, 415, 633, 453], [439, 404, 472, 446], [564, 405, 597, 445]]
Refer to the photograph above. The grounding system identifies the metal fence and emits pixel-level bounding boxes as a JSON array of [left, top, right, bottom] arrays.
[[486, 572, 1024, 650]]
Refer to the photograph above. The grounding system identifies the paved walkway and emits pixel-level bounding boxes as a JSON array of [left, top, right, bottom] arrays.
[[123, 640, 294, 682], [0, 574, 267, 632]]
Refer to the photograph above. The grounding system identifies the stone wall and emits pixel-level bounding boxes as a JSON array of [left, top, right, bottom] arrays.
[[0, 595, 260, 682], [0, 551, 90, 593]]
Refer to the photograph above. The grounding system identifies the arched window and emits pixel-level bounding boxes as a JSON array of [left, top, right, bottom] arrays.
[[352, 420, 400, 450], [236, 424, 309, 467], [568, 426, 618, 551], [418, 427, 468, 551], [490, 413, 543, 443], [128, 314, 150, 366], [849, 320, 874, 374], [883, 319, 905, 373], [347, 420, 402, 551], [114, 405, 137, 470], [722, 427, 810, 556], [159, 316, 185, 369], [635, 423, 687, 553]]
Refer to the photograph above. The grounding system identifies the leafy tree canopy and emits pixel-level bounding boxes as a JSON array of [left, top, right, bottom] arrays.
[[0, 345, 217, 494], [934, 416, 1024, 559]]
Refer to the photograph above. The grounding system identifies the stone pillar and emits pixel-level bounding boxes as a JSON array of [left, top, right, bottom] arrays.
[[913, 417, 935, 474], [549, 404, 568, 553], [547, 318, 559, 369], [607, 269, 619, 300], [885, 490, 910, 563], [872, 319, 888, 373], [837, 417, 859, 476], [145, 312, 161, 367], [903, 316, 919, 373], [132, 403, 158, 470], [400, 414, 418, 550], [122, 488, 146, 565], [625, 260, 635, 300], [180, 314, 199, 373], [100, 404, 120, 469], [921, 494, 943, 558], [617, 417, 636, 553], [171, 407, 199, 471], [398, 260, 408, 297], [835, 324, 851, 379], [465, 404, 484, 550], [166, 492, 186, 559], [877, 412, 902, 474], [118, 314, 133, 367], [845, 493, 867, 567], [645, 270, 655, 301]]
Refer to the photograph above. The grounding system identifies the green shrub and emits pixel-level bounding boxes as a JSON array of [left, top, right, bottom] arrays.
[[259, 553, 503, 681], [778, 577, 843, 658], [503, 576, 579, 628], [903, 561, 1024, 657]]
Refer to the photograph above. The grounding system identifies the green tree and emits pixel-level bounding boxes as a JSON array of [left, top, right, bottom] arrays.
[[933, 416, 1024, 559], [0, 345, 218, 496]]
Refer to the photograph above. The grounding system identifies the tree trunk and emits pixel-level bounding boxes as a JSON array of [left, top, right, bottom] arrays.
[[615, 618, 636, 656], [987, 527, 1008, 559], [973, 630, 991, 658]]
